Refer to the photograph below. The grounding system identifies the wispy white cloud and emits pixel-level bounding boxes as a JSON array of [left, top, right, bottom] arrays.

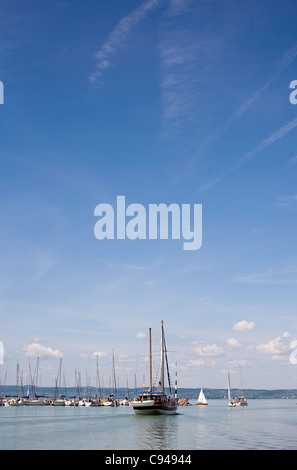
[[188, 358, 216, 367], [89, 0, 162, 85], [24, 342, 63, 359], [136, 331, 146, 339], [272, 194, 297, 209], [228, 359, 250, 369], [108, 262, 147, 271], [233, 320, 255, 332], [191, 341, 224, 357], [159, 29, 224, 137], [227, 338, 242, 349], [256, 332, 292, 359], [91, 351, 108, 359], [288, 154, 297, 165], [199, 116, 297, 191], [230, 266, 297, 285], [165, 0, 193, 16], [189, 42, 297, 170]]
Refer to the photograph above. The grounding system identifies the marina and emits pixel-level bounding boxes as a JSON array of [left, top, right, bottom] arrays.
[[0, 321, 180, 411], [0, 393, 130, 408]]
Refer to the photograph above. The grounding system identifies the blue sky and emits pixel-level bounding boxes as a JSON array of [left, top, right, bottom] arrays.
[[1, 0, 297, 391]]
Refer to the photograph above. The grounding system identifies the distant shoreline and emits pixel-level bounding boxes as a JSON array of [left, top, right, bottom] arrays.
[[1, 385, 297, 400]]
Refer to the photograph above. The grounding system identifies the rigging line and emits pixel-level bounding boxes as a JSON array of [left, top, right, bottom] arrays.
[[163, 331, 172, 394]]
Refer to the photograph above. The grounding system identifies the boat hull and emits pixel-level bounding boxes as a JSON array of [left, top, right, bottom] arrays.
[[236, 397, 248, 406], [28, 400, 49, 406], [132, 398, 177, 415], [133, 405, 177, 415]]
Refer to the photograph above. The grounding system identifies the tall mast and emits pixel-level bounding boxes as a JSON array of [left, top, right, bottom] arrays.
[[161, 320, 164, 393], [112, 349, 117, 397], [96, 355, 101, 398], [16, 361, 20, 399], [55, 358, 62, 399], [175, 362, 178, 400], [34, 357, 39, 397], [157, 320, 165, 393], [239, 364, 243, 395], [149, 327, 152, 392]]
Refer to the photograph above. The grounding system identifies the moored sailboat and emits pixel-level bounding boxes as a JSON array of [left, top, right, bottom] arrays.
[[235, 365, 248, 406], [131, 321, 177, 415], [235, 396, 248, 406]]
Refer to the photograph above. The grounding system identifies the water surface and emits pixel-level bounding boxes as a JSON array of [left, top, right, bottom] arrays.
[[0, 399, 296, 450]]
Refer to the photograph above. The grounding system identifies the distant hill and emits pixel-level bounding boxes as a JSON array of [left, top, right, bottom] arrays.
[[176, 388, 297, 400], [1, 385, 297, 400]]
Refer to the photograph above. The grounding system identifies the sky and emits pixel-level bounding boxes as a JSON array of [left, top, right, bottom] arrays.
[[1, 0, 297, 391]]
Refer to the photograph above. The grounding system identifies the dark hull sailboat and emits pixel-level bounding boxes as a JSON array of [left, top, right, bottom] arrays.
[[131, 321, 177, 415]]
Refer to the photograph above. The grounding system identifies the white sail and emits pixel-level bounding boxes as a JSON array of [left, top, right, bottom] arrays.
[[227, 371, 236, 407], [197, 388, 208, 404], [228, 372, 231, 401]]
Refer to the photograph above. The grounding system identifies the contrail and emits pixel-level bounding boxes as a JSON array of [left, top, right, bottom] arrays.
[[187, 42, 297, 171], [89, 0, 162, 85], [199, 116, 297, 191]]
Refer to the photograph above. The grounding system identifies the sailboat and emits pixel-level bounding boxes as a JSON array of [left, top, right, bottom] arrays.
[[227, 372, 236, 407], [52, 358, 66, 405], [131, 321, 177, 415], [28, 357, 49, 406], [195, 388, 208, 405], [235, 365, 248, 406]]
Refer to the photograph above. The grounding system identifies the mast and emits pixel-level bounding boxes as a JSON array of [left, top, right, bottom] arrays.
[[75, 369, 81, 397], [239, 364, 244, 396], [55, 358, 62, 399], [175, 362, 178, 400], [149, 327, 152, 392], [35, 357, 39, 396], [112, 349, 117, 398], [96, 355, 101, 398], [30, 357, 39, 397], [16, 361, 20, 399], [16, 361, 25, 399], [160, 320, 164, 393], [157, 320, 169, 394], [228, 371, 231, 401], [63, 374, 66, 397]]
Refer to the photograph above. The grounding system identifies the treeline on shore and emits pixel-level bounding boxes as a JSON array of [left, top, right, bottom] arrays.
[[1, 385, 297, 400]]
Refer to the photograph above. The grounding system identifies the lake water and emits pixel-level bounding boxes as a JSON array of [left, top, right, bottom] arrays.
[[0, 399, 296, 450]]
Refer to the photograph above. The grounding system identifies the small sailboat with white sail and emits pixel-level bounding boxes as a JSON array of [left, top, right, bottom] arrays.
[[195, 388, 208, 405], [227, 371, 236, 407]]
